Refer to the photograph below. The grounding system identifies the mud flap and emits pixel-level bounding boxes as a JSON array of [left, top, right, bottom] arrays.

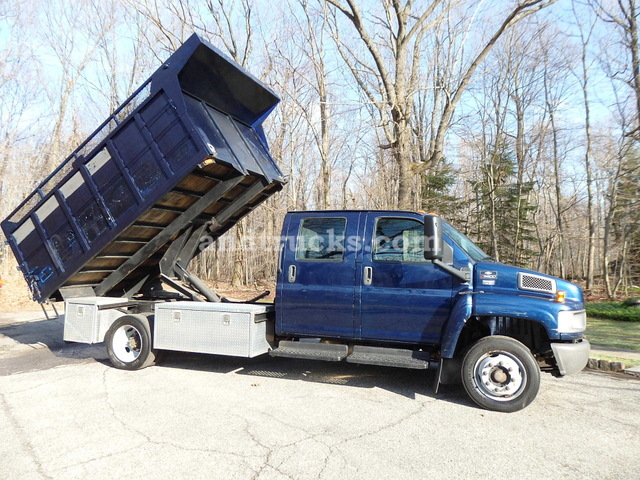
[[433, 357, 462, 394]]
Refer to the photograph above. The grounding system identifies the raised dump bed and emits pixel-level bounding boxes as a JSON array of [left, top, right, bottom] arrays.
[[1, 34, 284, 303]]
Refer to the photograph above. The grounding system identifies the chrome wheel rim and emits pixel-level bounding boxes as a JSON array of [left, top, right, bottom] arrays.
[[473, 351, 526, 401], [111, 325, 142, 363]]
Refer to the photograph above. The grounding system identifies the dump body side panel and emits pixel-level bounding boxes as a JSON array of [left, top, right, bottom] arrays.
[[2, 34, 284, 302]]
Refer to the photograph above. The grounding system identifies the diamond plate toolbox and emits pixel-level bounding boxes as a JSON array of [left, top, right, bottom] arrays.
[[63, 296, 128, 343], [153, 302, 275, 357]]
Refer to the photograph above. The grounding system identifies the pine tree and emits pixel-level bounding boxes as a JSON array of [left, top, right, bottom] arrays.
[[421, 159, 459, 218], [469, 142, 537, 266]]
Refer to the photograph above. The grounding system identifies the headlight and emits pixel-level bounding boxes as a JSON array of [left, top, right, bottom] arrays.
[[557, 310, 586, 333]]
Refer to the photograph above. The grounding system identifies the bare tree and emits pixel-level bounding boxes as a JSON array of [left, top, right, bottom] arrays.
[[428, 1, 555, 175], [590, 0, 640, 295], [3, 0, 638, 294], [127, 0, 188, 56], [573, 5, 598, 290], [592, 0, 640, 137], [82, 2, 156, 117], [324, 0, 444, 208], [0, 9, 44, 241], [296, 0, 332, 208], [36, 0, 113, 172], [542, 50, 566, 278], [324, 0, 556, 209]]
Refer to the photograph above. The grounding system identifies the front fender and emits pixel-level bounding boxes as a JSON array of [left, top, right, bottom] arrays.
[[440, 292, 571, 358], [440, 294, 472, 358], [473, 293, 563, 340]]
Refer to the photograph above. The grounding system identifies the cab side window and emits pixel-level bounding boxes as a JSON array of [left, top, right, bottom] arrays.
[[373, 217, 426, 262], [296, 217, 346, 261]]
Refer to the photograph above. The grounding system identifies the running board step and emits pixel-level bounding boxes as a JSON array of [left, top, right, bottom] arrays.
[[346, 346, 432, 369], [270, 341, 348, 361]]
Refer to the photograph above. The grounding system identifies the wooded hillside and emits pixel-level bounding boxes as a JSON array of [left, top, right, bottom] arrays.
[[0, 0, 638, 299]]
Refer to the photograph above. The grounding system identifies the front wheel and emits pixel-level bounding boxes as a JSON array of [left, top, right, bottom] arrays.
[[461, 336, 540, 413], [105, 315, 159, 370]]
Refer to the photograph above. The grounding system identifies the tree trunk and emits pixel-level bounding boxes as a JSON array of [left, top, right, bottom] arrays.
[[551, 115, 565, 279], [231, 220, 245, 288], [578, 15, 596, 290], [512, 96, 525, 265]]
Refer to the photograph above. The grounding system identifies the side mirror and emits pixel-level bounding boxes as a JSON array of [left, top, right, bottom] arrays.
[[424, 215, 443, 261]]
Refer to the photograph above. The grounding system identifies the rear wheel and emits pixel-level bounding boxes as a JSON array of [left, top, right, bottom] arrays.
[[105, 315, 159, 370], [461, 335, 540, 413]]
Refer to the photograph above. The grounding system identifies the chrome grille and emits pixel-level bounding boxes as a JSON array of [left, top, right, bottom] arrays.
[[518, 272, 556, 293]]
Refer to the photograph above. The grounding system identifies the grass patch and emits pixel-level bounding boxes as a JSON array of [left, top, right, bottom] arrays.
[[585, 317, 640, 351], [585, 302, 640, 322]]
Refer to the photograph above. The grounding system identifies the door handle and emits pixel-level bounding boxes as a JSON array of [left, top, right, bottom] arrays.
[[364, 266, 373, 286], [288, 264, 297, 283], [278, 244, 285, 273]]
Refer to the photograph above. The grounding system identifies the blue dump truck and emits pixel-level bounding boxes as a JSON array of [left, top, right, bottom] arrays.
[[1, 34, 589, 412]]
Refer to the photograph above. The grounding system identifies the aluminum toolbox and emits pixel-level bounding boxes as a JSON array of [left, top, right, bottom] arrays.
[[1, 34, 284, 303], [63, 296, 128, 343], [154, 301, 274, 357]]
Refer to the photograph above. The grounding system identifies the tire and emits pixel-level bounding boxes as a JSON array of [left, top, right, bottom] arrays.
[[105, 314, 159, 370], [461, 335, 540, 413]]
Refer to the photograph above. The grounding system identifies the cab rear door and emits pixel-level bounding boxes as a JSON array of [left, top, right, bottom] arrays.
[[276, 212, 362, 338]]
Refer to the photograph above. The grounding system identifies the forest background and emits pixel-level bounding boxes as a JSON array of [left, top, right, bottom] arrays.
[[0, 0, 638, 300]]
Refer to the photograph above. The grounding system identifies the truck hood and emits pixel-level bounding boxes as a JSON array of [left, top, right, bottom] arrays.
[[473, 262, 584, 309]]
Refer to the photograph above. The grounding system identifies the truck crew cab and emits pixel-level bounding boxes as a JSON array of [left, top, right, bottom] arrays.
[[1, 34, 589, 413], [272, 211, 589, 412]]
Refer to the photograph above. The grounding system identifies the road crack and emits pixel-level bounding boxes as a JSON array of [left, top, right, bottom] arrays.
[[100, 368, 261, 470]]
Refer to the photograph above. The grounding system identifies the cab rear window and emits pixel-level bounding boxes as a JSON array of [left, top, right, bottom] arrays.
[[296, 217, 346, 261]]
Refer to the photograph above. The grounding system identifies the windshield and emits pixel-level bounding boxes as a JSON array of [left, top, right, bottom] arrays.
[[442, 221, 490, 263]]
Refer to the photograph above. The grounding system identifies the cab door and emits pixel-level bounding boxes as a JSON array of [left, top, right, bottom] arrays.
[[357, 214, 453, 345], [276, 212, 362, 338]]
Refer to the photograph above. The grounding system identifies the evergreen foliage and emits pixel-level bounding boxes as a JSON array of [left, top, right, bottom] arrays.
[[467, 143, 537, 266]]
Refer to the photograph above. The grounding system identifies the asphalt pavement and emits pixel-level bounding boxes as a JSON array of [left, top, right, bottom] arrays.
[[1, 311, 639, 480]]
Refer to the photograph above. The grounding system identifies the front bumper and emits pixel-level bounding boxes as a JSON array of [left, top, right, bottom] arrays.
[[551, 339, 591, 376]]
